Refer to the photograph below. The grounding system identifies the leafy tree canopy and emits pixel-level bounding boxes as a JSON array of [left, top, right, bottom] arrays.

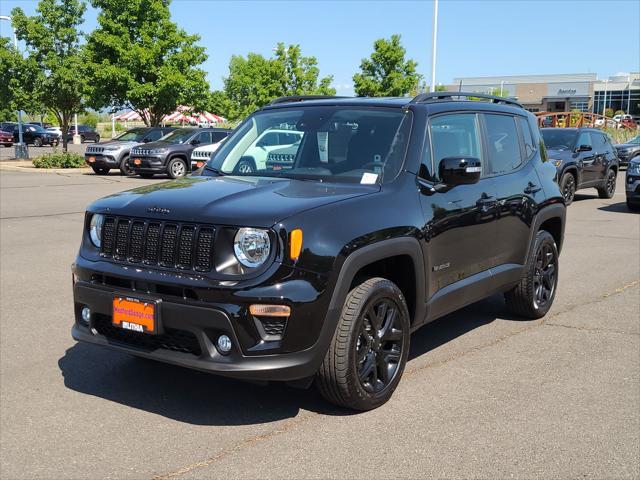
[[0, 38, 43, 121], [86, 0, 209, 126], [11, 0, 87, 149], [353, 34, 421, 97], [219, 43, 335, 121]]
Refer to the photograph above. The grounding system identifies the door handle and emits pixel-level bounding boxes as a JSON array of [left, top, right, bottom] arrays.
[[524, 182, 541, 194]]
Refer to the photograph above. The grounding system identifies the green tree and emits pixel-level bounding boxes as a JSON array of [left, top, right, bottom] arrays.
[[221, 44, 335, 121], [11, 0, 88, 151], [86, 0, 210, 126], [0, 38, 42, 121], [353, 34, 421, 97]]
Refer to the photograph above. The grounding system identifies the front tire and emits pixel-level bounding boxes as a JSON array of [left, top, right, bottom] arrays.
[[119, 156, 134, 176], [91, 166, 109, 175], [33, 137, 43, 147], [167, 158, 187, 179], [560, 172, 576, 205], [94, 134, 100, 143], [597, 169, 616, 199], [505, 230, 559, 319], [316, 277, 410, 411]]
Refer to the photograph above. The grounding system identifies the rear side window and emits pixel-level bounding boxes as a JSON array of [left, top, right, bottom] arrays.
[[517, 116, 536, 158], [429, 113, 483, 179], [197, 132, 213, 144], [484, 114, 522, 175], [145, 129, 164, 142], [212, 132, 228, 142]]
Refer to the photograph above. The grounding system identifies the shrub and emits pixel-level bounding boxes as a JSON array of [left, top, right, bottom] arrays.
[[32, 151, 86, 169]]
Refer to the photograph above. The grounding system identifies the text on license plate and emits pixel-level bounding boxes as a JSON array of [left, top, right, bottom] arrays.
[[112, 297, 156, 334]]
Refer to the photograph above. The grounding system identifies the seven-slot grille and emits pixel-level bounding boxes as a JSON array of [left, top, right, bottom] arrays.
[[101, 216, 214, 272], [131, 148, 153, 156], [268, 153, 295, 163], [86, 145, 104, 154], [192, 150, 214, 159]]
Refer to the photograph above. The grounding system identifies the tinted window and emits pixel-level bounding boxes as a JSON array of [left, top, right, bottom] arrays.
[[484, 114, 522, 174], [280, 132, 302, 144], [258, 131, 280, 147], [541, 129, 577, 151], [576, 131, 591, 148], [144, 129, 164, 142], [196, 132, 212, 144], [211, 132, 228, 142], [430, 113, 483, 179], [517, 116, 536, 158]]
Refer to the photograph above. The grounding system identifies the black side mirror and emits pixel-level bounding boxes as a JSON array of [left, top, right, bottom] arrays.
[[190, 139, 201, 145], [577, 144, 592, 152], [438, 157, 482, 186]]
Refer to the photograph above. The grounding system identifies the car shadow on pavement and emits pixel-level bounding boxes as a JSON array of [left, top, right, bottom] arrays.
[[58, 295, 516, 424], [598, 202, 638, 213]]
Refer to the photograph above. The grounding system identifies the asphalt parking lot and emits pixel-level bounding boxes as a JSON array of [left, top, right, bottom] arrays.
[[0, 168, 638, 479]]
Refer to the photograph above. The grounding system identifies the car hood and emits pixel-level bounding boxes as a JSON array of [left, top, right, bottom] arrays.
[[89, 176, 379, 227], [133, 140, 177, 150], [97, 140, 141, 148]]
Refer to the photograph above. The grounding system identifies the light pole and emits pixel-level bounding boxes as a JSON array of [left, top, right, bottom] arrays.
[[500, 80, 505, 97], [627, 75, 632, 114], [0, 15, 28, 159], [430, 0, 439, 92], [602, 79, 609, 117]]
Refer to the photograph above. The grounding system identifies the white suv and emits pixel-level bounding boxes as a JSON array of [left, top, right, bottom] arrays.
[[189, 130, 231, 170], [232, 128, 303, 173]]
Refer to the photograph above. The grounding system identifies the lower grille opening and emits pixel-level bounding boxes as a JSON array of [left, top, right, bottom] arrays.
[[253, 316, 287, 341], [93, 314, 202, 356]]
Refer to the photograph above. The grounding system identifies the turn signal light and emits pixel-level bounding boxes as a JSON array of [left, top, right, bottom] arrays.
[[249, 304, 291, 317], [290, 228, 303, 261]]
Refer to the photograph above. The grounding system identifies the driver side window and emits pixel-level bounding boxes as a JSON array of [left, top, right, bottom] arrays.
[[429, 113, 484, 180], [576, 132, 591, 148]]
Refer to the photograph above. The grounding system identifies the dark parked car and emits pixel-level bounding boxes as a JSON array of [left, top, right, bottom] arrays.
[[614, 135, 640, 168], [626, 156, 640, 210], [0, 122, 59, 146], [85, 127, 175, 176], [28, 121, 52, 129], [129, 127, 227, 178], [0, 129, 13, 147], [66, 125, 100, 143], [541, 127, 619, 205], [72, 93, 565, 410]]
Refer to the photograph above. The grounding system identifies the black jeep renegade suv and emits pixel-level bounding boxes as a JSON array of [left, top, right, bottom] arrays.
[[72, 93, 566, 410]]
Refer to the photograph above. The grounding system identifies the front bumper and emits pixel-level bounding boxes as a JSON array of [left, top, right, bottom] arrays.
[[626, 174, 640, 203], [130, 155, 166, 173], [85, 153, 120, 168], [71, 257, 338, 382]]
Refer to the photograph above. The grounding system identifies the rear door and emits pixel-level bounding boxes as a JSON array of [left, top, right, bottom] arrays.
[[488, 113, 544, 267]]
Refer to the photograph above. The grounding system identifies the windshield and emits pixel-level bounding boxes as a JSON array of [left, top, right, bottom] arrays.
[[114, 128, 148, 142], [541, 129, 577, 151], [627, 135, 640, 145], [159, 128, 196, 144], [29, 125, 47, 133], [207, 107, 412, 184]]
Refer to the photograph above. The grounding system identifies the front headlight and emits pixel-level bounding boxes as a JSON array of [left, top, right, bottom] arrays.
[[89, 213, 104, 248], [551, 159, 563, 167], [103, 146, 119, 151], [233, 228, 271, 268], [629, 162, 640, 175]]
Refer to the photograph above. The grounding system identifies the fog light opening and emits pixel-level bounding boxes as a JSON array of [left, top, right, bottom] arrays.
[[81, 306, 91, 326], [217, 335, 232, 354]]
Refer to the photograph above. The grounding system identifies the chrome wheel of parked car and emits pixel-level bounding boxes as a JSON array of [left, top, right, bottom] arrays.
[[33, 137, 43, 147], [167, 158, 187, 179]]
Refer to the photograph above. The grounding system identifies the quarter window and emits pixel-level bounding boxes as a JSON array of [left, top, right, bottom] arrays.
[[429, 113, 483, 180], [484, 114, 522, 174], [517, 116, 536, 158]]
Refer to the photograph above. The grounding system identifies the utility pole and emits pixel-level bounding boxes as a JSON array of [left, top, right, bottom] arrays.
[[0, 15, 28, 159], [602, 79, 609, 117], [430, 0, 439, 92]]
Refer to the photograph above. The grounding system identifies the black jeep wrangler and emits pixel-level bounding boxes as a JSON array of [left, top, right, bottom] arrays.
[[72, 93, 565, 410]]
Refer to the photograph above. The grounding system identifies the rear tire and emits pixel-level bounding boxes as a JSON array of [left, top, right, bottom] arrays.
[[505, 230, 558, 319], [119, 156, 134, 176], [560, 172, 576, 205], [316, 277, 410, 411], [33, 137, 43, 147], [597, 169, 616, 199], [91, 166, 109, 175]]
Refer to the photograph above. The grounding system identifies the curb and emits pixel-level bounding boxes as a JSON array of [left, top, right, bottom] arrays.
[[0, 163, 90, 174]]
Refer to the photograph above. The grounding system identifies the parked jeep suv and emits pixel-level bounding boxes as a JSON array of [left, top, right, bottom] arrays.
[[85, 127, 175, 175], [72, 93, 565, 410], [129, 128, 221, 178], [541, 127, 619, 205]]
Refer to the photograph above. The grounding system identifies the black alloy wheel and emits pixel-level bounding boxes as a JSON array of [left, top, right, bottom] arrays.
[[356, 298, 405, 394], [598, 169, 616, 199], [532, 242, 557, 310], [561, 172, 576, 205]]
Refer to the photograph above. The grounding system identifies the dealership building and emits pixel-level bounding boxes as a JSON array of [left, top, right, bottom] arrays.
[[446, 73, 640, 117]]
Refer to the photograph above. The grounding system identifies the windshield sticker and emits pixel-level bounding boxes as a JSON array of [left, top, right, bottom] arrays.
[[361, 172, 378, 184]]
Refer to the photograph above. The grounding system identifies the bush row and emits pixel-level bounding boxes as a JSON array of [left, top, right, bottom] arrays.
[[32, 151, 86, 169]]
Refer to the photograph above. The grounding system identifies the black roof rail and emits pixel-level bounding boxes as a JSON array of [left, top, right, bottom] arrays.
[[410, 91, 523, 108], [269, 95, 349, 105]]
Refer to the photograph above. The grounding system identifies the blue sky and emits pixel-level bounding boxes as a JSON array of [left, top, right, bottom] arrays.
[[2, 0, 639, 95]]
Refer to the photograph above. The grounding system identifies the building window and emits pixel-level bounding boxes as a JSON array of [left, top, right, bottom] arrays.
[[569, 100, 589, 112]]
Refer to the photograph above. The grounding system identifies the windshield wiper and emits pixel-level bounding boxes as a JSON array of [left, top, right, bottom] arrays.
[[203, 164, 225, 176]]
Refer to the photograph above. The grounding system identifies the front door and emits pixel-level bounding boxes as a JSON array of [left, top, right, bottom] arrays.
[[575, 131, 598, 185], [419, 112, 498, 300]]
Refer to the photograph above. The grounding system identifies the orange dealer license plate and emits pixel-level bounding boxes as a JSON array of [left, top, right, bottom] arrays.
[[112, 296, 160, 334], [88, 156, 96, 163]]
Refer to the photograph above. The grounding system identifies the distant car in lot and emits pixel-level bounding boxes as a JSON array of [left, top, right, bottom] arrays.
[[0, 122, 59, 146], [46, 126, 62, 138], [28, 121, 52, 129], [189, 129, 232, 170], [626, 156, 640, 210], [129, 127, 225, 178], [66, 125, 100, 143], [614, 135, 640, 168], [85, 127, 175, 175], [231, 128, 303, 173], [0, 129, 13, 147], [541, 127, 619, 205]]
